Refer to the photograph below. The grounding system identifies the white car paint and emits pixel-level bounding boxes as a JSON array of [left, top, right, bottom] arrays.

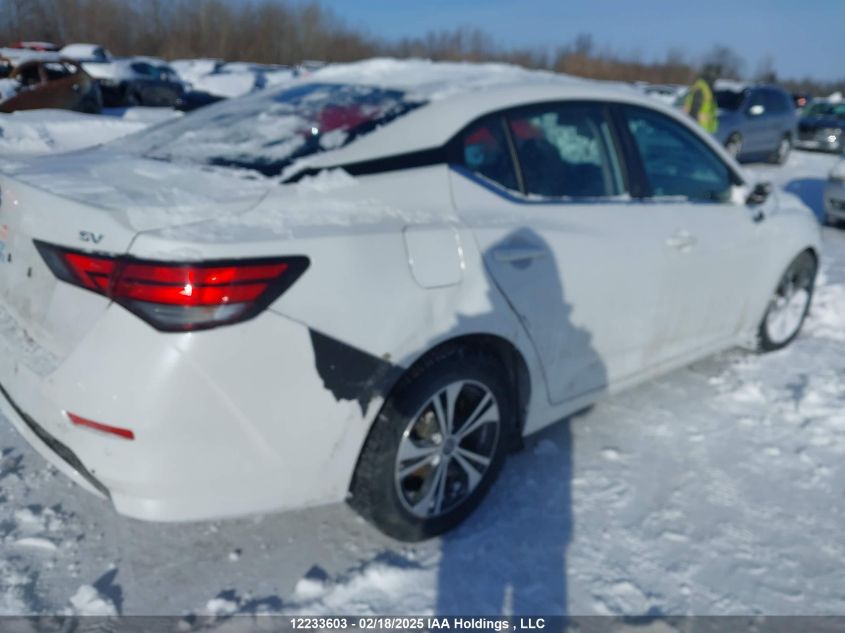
[[825, 158, 845, 223], [0, 60, 821, 524]]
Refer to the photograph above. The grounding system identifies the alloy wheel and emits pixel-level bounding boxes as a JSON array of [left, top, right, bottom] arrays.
[[394, 380, 500, 518], [765, 256, 814, 345]]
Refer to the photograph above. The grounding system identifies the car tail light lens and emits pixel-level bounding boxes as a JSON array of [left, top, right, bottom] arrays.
[[35, 241, 309, 332]]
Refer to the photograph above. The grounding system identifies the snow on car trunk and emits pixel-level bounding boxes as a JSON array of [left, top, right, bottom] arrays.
[[0, 109, 178, 158], [0, 150, 270, 368], [2, 150, 271, 232]]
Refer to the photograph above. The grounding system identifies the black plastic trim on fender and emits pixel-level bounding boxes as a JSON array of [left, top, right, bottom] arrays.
[[308, 329, 403, 417]]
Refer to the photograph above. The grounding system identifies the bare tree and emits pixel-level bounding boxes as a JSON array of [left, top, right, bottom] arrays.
[[702, 44, 744, 79], [0, 0, 841, 95]]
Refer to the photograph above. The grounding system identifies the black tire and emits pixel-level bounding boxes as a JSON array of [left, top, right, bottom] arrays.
[[769, 135, 792, 165], [725, 133, 743, 159], [758, 250, 817, 352], [125, 89, 142, 107], [80, 91, 102, 115], [349, 346, 515, 541]]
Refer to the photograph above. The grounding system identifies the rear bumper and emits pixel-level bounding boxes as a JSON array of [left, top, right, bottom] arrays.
[[0, 299, 391, 522], [796, 137, 841, 153], [0, 381, 109, 499]]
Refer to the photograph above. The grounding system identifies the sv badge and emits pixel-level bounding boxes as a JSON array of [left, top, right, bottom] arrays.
[[79, 230, 104, 244]]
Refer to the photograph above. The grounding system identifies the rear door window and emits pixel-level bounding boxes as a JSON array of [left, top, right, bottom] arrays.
[[457, 116, 519, 192], [505, 103, 624, 198], [622, 105, 733, 203]]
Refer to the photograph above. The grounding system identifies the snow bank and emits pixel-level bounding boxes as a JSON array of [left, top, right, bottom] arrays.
[[68, 584, 117, 616]]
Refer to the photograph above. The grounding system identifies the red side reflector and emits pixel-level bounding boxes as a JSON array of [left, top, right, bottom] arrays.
[[67, 412, 135, 440]]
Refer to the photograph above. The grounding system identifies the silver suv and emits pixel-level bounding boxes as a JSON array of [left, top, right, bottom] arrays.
[[713, 82, 796, 164]]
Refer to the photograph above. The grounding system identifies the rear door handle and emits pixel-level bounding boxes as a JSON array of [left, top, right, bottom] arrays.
[[665, 231, 696, 251], [493, 247, 546, 263]]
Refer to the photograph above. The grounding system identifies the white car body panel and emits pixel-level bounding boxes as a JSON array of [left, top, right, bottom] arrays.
[[0, 60, 822, 522], [825, 160, 845, 222]]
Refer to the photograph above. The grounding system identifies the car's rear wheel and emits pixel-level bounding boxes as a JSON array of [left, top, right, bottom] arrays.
[[758, 251, 817, 351], [770, 135, 792, 165], [349, 346, 514, 541], [725, 133, 743, 159]]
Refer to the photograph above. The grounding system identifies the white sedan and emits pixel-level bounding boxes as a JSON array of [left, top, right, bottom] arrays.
[[0, 61, 821, 541]]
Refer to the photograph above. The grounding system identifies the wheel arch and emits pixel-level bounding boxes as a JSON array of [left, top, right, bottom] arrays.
[[413, 333, 532, 441], [348, 332, 533, 496]]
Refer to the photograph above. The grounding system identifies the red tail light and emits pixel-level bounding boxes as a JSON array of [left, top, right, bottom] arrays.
[[35, 241, 309, 332]]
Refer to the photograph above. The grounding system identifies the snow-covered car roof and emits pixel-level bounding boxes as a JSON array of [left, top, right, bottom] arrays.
[[118, 58, 659, 179], [9, 41, 59, 51], [0, 48, 64, 65], [59, 43, 111, 61], [714, 79, 748, 93], [79, 56, 179, 82], [291, 58, 654, 166]]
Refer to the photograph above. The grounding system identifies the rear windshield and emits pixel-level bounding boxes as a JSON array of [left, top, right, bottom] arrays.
[[715, 89, 747, 111], [121, 82, 424, 176], [804, 102, 845, 120]]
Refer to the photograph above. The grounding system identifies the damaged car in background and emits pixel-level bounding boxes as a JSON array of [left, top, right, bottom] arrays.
[[0, 62, 821, 541], [0, 55, 101, 113]]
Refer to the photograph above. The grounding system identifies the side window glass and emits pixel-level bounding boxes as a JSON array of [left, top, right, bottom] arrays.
[[747, 90, 766, 113], [761, 91, 777, 114], [458, 116, 519, 192], [623, 106, 733, 203], [769, 91, 789, 114], [131, 62, 154, 77], [506, 104, 624, 198]]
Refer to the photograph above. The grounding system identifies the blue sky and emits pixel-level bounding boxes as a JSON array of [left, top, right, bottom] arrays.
[[281, 0, 844, 81]]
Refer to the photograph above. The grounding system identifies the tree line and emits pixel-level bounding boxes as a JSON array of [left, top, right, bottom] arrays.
[[1, 0, 841, 96]]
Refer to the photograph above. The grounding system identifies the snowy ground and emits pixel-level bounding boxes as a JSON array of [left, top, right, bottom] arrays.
[[0, 103, 843, 619]]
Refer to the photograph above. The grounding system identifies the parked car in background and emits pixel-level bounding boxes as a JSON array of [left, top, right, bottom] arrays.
[[0, 63, 820, 540], [713, 81, 796, 163], [795, 100, 845, 153], [0, 57, 101, 113], [824, 159, 845, 226], [792, 92, 811, 111], [58, 43, 117, 86], [59, 43, 111, 64], [639, 83, 687, 106], [96, 58, 185, 107], [8, 41, 60, 52]]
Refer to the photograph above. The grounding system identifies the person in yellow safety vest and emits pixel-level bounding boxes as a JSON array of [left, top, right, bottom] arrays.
[[683, 65, 720, 134]]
